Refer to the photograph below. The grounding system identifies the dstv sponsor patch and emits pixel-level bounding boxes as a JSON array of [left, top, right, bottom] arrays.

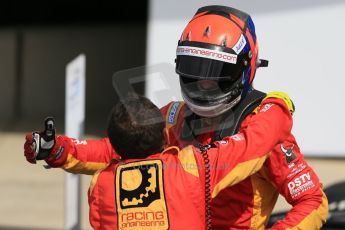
[[287, 172, 315, 198]]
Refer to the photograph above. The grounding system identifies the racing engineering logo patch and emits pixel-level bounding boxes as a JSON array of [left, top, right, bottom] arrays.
[[115, 160, 169, 229], [119, 163, 160, 209]]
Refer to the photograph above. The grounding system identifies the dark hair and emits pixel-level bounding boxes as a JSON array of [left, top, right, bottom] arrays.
[[107, 95, 165, 159]]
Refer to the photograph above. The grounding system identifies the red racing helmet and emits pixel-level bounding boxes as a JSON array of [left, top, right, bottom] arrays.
[[176, 5, 268, 117]]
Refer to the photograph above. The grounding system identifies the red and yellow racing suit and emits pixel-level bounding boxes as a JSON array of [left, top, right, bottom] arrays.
[[45, 96, 328, 229], [161, 97, 328, 229], [86, 98, 290, 229]]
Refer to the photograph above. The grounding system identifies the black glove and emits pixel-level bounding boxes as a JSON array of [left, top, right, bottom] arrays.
[[31, 117, 56, 160]]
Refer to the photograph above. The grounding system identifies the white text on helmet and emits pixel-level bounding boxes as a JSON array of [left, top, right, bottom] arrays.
[[176, 46, 237, 64]]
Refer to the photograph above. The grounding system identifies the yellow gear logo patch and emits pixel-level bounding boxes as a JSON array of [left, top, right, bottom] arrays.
[[115, 160, 169, 229]]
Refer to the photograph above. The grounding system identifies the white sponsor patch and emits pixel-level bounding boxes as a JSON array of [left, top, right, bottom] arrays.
[[260, 103, 274, 113], [287, 163, 306, 178], [288, 162, 295, 169], [230, 134, 244, 141], [176, 46, 237, 64], [72, 139, 87, 145], [216, 140, 228, 145], [287, 172, 315, 198], [233, 34, 247, 54]]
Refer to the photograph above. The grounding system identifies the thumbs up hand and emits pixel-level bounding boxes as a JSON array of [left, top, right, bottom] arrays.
[[24, 117, 56, 164]]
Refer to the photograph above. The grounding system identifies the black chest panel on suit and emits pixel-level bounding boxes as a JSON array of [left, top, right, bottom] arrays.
[[181, 89, 267, 142]]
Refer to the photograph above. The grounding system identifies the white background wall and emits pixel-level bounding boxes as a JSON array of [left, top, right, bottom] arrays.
[[146, 0, 345, 157]]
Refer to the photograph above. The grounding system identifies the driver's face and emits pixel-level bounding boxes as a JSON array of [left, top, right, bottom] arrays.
[[197, 80, 219, 91]]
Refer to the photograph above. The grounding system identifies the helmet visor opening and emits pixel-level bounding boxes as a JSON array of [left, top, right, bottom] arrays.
[[180, 76, 242, 107], [176, 55, 244, 81]]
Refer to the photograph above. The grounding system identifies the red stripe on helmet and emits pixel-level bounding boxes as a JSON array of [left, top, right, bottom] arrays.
[[229, 14, 245, 30], [191, 11, 209, 21]]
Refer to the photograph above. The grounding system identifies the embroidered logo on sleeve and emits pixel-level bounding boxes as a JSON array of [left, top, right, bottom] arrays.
[[287, 163, 306, 178], [230, 134, 244, 141], [72, 139, 87, 145], [287, 172, 315, 198], [216, 140, 228, 145], [280, 144, 296, 163], [168, 102, 180, 125], [115, 160, 169, 229], [259, 103, 274, 113]]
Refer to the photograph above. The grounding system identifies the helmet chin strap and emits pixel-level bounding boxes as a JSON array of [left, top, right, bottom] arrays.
[[182, 92, 241, 118]]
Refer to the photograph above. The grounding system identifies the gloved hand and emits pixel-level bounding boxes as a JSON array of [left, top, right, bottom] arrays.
[[24, 117, 56, 164]]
